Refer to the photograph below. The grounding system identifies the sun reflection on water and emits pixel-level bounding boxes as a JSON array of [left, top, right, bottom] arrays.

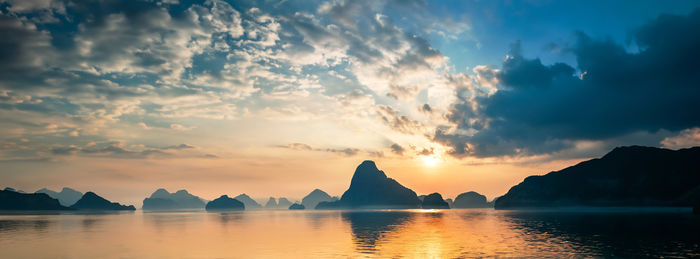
[[0, 209, 699, 258]]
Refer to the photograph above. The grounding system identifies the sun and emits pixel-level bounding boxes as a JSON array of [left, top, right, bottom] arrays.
[[421, 155, 440, 167]]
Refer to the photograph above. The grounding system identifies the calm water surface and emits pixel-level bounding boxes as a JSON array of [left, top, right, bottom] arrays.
[[0, 209, 698, 258]]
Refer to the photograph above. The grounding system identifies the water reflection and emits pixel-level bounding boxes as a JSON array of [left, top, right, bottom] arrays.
[[0, 209, 697, 257], [0, 218, 52, 233], [81, 216, 103, 231], [215, 212, 245, 225], [301, 210, 337, 230], [144, 212, 198, 233], [341, 210, 414, 253], [501, 210, 700, 257]]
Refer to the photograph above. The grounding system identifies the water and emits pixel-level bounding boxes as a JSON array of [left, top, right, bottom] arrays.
[[1, 209, 698, 258]]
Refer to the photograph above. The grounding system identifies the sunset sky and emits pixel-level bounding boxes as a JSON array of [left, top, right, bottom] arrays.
[[2, 0, 700, 205]]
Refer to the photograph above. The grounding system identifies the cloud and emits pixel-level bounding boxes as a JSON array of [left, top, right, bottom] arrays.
[[276, 143, 313, 151], [323, 147, 360, 156], [50, 145, 80, 155], [170, 124, 194, 131], [376, 105, 424, 134], [661, 128, 700, 149], [390, 143, 405, 155], [435, 9, 700, 157], [162, 144, 195, 150], [276, 142, 361, 156], [46, 141, 202, 159], [419, 104, 432, 113], [0, 0, 458, 160], [418, 147, 433, 156]]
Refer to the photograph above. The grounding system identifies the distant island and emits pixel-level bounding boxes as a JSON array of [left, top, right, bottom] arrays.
[[264, 197, 293, 210], [453, 191, 493, 208], [142, 188, 206, 210], [316, 160, 421, 209], [421, 193, 450, 209], [71, 192, 136, 210], [1, 188, 135, 211], [445, 198, 454, 208], [495, 146, 700, 209], [234, 194, 262, 209], [4, 187, 25, 193], [35, 187, 83, 207], [289, 203, 305, 210], [0, 189, 68, 210], [206, 195, 245, 211], [301, 189, 337, 210]]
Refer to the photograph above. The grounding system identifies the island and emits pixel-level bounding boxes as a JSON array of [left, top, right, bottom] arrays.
[[233, 194, 262, 209], [206, 195, 245, 211], [0, 189, 69, 210], [495, 146, 700, 209], [453, 191, 492, 208], [421, 193, 450, 209], [35, 187, 83, 207], [289, 203, 305, 210], [316, 160, 421, 209], [142, 188, 206, 210], [301, 189, 338, 210], [70, 192, 136, 210]]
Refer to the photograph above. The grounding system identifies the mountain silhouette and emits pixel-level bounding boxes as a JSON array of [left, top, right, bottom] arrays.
[[316, 160, 421, 209], [264, 197, 277, 208], [4, 187, 26, 193], [70, 192, 135, 210], [263, 197, 293, 209], [142, 188, 206, 210], [233, 194, 262, 209], [421, 193, 450, 209], [495, 146, 700, 209], [301, 189, 337, 210], [277, 198, 292, 209], [0, 189, 69, 210], [453, 191, 492, 208], [445, 198, 454, 208], [35, 187, 83, 206], [289, 203, 305, 210], [205, 195, 245, 211]]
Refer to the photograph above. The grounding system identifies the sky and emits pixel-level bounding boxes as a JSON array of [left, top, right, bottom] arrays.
[[1, 0, 700, 206]]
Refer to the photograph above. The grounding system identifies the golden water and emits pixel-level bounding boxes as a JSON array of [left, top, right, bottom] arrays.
[[1, 209, 698, 258]]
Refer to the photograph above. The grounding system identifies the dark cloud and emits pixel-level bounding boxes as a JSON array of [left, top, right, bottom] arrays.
[[436, 9, 700, 157], [390, 143, 405, 155], [50, 146, 80, 155], [419, 103, 432, 113]]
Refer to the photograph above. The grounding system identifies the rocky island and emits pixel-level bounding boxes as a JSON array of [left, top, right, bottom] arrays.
[[316, 160, 421, 209], [142, 188, 206, 210], [495, 146, 700, 209], [70, 192, 136, 210], [206, 195, 245, 211], [421, 193, 450, 209]]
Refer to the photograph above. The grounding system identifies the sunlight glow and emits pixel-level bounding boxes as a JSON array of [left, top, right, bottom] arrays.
[[421, 155, 440, 167]]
